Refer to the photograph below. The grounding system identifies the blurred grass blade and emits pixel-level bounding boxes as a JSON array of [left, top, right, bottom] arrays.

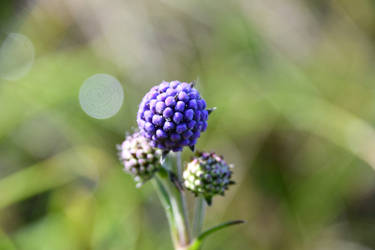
[[0, 146, 110, 209], [264, 92, 375, 171], [0, 229, 16, 250]]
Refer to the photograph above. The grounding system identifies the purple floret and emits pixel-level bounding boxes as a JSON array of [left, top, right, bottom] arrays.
[[173, 112, 183, 124], [137, 80, 210, 152]]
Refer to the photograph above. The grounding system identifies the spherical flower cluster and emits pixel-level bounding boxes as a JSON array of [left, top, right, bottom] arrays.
[[118, 132, 162, 185], [137, 80, 209, 152], [183, 152, 234, 205]]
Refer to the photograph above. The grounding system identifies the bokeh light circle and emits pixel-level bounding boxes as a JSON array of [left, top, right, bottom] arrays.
[[0, 33, 34, 81], [79, 74, 124, 119]]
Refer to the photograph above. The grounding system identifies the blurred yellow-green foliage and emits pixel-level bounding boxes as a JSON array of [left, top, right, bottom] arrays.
[[2, 0, 375, 249]]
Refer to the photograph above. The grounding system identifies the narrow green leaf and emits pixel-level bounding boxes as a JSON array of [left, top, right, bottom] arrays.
[[189, 220, 245, 250]]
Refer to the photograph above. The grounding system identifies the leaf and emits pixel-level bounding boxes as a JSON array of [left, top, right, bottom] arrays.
[[188, 220, 245, 250]]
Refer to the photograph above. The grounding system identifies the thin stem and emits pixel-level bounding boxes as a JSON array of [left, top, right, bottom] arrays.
[[192, 197, 206, 237]]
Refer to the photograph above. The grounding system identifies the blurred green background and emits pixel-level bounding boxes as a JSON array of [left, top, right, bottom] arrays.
[[2, 0, 375, 249]]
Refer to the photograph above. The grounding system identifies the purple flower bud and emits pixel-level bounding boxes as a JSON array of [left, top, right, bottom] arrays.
[[156, 129, 168, 139], [145, 122, 155, 133], [187, 120, 196, 129], [175, 101, 186, 112], [176, 124, 188, 134], [155, 102, 166, 114], [201, 121, 208, 131], [157, 93, 167, 101], [165, 96, 176, 107], [181, 82, 190, 90], [182, 130, 193, 139], [144, 132, 152, 139], [149, 91, 158, 99], [138, 119, 145, 128], [173, 112, 183, 124], [189, 89, 199, 99], [144, 110, 153, 122], [188, 99, 197, 109], [178, 91, 189, 102], [163, 107, 174, 118], [166, 88, 177, 96], [152, 115, 164, 126], [170, 80, 179, 88], [159, 82, 169, 91], [163, 121, 175, 131], [197, 122, 203, 131], [184, 109, 194, 121], [193, 130, 201, 139], [195, 111, 201, 121], [198, 99, 206, 109], [150, 140, 157, 147], [149, 99, 157, 112], [202, 110, 208, 120]]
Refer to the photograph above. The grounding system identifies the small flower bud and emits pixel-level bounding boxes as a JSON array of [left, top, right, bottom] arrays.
[[183, 152, 234, 205], [118, 132, 162, 185]]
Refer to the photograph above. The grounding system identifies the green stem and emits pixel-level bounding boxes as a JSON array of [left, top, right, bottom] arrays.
[[192, 197, 206, 237], [172, 152, 191, 247], [157, 153, 191, 249], [169, 181, 190, 246], [152, 176, 178, 246]]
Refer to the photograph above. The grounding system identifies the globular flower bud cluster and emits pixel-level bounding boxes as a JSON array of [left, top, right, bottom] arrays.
[[118, 132, 162, 185], [137, 80, 209, 152], [183, 152, 234, 204]]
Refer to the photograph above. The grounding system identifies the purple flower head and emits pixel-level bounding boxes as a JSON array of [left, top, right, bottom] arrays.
[[137, 80, 210, 152], [182, 152, 234, 205], [118, 132, 162, 186]]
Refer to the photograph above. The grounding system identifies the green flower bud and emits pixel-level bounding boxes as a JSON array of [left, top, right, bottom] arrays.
[[183, 152, 234, 205]]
